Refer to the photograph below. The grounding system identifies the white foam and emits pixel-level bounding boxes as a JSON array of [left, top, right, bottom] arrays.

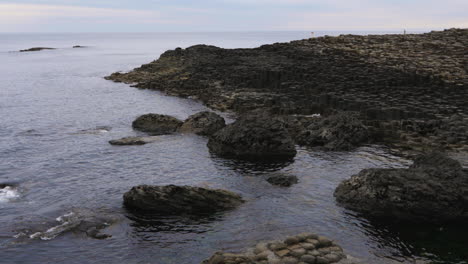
[[0, 186, 20, 203]]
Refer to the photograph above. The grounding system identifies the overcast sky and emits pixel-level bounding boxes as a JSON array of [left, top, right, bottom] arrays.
[[0, 0, 467, 32]]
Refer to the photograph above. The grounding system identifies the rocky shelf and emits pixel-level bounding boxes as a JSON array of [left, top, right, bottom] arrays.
[[106, 29, 468, 152]]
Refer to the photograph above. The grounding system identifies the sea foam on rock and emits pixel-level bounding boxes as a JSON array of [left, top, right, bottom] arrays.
[[123, 185, 244, 214], [334, 152, 468, 224], [132, 113, 183, 134], [207, 112, 297, 160], [202, 233, 363, 264]]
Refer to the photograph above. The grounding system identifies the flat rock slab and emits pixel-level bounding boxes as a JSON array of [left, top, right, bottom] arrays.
[[109, 136, 161, 145], [123, 185, 244, 215], [20, 47, 55, 52]]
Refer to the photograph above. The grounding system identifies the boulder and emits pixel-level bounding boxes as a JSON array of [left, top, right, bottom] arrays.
[[132, 114, 183, 134], [334, 153, 468, 223], [207, 113, 296, 160], [109, 136, 160, 145], [266, 174, 299, 187], [123, 185, 244, 214], [19, 47, 55, 52], [179, 111, 226, 136], [296, 112, 370, 151]]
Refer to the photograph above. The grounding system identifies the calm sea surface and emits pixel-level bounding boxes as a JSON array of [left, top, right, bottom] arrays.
[[1, 32, 465, 264]]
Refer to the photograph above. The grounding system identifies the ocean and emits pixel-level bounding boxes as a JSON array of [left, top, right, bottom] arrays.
[[1, 31, 464, 264]]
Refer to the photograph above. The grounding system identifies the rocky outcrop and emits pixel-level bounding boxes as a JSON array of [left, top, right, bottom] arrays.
[[132, 113, 183, 134], [207, 113, 296, 160], [334, 153, 468, 224], [109, 136, 161, 145], [179, 111, 226, 136], [123, 185, 244, 214], [19, 47, 55, 52], [202, 233, 361, 264], [296, 112, 371, 150], [106, 29, 468, 152], [266, 174, 299, 187]]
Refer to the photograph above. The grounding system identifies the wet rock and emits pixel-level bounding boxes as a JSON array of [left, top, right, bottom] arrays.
[[132, 113, 183, 134], [179, 111, 226, 136], [207, 113, 296, 160], [296, 112, 371, 150], [20, 47, 55, 52], [109, 136, 160, 145], [123, 185, 244, 214], [334, 152, 468, 223], [73, 45, 85, 48], [202, 233, 349, 264], [267, 174, 299, 187]]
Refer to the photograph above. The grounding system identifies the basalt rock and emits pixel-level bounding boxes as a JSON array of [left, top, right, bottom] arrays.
[[123, 185, 244, 214], [334, 153, 468, 224], [202, 232, 362, 264], [296, 112, 371, 150], [106, 29, 468, 152], [207, 113, 296, 160], [179, 111, 226, 136], [266, 174, 299, 187], [132, 113, 183, 134], [108, 136, 161, 145], [19, 47, 55, 52]]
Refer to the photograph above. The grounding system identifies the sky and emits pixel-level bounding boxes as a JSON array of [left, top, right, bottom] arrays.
[[0, 0, 467, 32]]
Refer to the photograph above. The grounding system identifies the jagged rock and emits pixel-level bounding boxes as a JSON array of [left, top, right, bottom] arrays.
[[123, 185, 244, 214], [108, 136, 161, 145], [266, 174, 299, 187], [20, 47, 55, 52], [207, 113, 297, 160], [132, 113, 183, 134], [179, 111, 226, 136], [296, 112, 371, 150], [334, 153, 468, 223], [202, 233, 350, 264]]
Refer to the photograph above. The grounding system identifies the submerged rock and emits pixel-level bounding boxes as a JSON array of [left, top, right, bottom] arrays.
[[19, 47, 55, 52], [296, 112, 371, 151], [123, 185, 244, 214], [109, 136, 161, 145], [202, 232, 357, 264], [207, 113, 296, 160], [266, 174, 299, 187], [334, 153, 468, 224], [179, 111, 226, 136], [132, 113, 183, 134]]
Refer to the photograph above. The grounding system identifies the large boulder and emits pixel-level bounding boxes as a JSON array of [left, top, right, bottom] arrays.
[[296, 112, 370, 151], [132, 114, 183, 134], [207, 113, 296, 160], [123, 185, 244, 214], [334, 153, 468, 223], [179, 111, 226, 136]]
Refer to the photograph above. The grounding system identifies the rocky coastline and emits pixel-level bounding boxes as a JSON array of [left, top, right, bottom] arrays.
[[106, 28, 468, 154]]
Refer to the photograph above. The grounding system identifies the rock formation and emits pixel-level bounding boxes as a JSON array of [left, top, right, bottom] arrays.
[[109, 136, 161, 145], [334, 153, 468, 224], [266, 174, 299, 187], [207, 113, 297, 160], [179, 111, 226, 136], [19, 47, 55, 52], [106, 29, 468, 152], [132, 113, 183, 134], [202, 232, 363, 264], [123, 185, 244, 214]]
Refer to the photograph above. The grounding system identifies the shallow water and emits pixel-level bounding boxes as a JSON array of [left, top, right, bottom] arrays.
[[1, 32, 466, 264]]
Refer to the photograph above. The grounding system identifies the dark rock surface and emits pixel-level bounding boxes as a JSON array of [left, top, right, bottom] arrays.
[[123, 185, 244, 214], [202, 232, 364, 264], [106, 29, 468, 152], [109, 136, 161, 145], [334, 153, 468, 224], [266, 174, 299, 187], [132, 113, 183, 134], [207, 113, 297, 160], [296, 112, 371, 150], [179, 111, 226, 136], [19, 47, 55, 52]]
